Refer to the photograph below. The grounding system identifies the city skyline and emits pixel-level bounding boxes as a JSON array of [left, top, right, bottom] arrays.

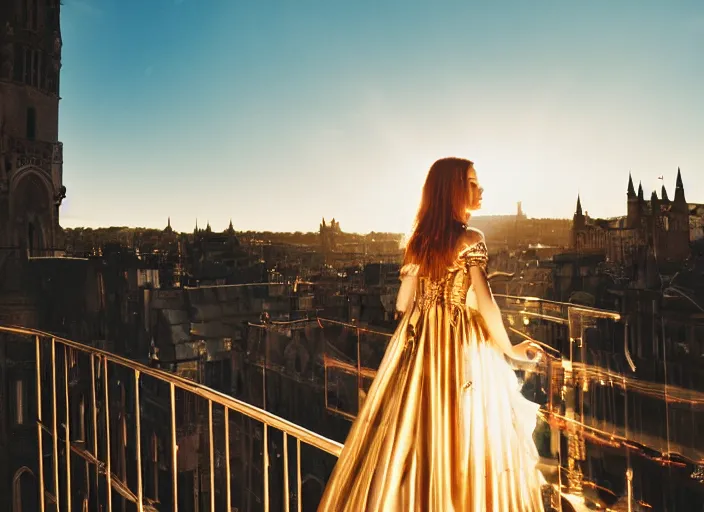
[[58, 0, 704, 233]]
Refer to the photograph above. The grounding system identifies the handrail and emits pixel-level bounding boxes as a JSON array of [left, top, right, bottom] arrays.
[[184, 282, 291, 290], [2, 323, 350, 511], [0, 324, 343, 458], [495, 293, 622, 320]]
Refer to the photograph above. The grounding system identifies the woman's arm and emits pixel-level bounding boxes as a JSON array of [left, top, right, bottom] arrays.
[[396, 275, 417, 314], [469, 266, 537, 362]]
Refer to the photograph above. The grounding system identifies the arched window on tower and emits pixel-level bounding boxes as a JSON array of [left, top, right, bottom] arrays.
[[15, 174, 50, 256], [26, 107, 36, 140]]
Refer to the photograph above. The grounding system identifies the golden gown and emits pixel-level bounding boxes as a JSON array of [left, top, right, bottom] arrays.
[[318, 238, 545, 511]]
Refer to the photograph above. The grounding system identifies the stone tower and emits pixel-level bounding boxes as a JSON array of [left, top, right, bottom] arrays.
[[0, 6, 65, 506], [570, 195, 585, 248], [625, 173, 638, 228], [0, 1, 64, 266], [669, 167, 690, 261], [0, 1, 64, 325]]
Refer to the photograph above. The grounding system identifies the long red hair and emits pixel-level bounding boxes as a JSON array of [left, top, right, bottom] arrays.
[[404, 157, 477, 279]]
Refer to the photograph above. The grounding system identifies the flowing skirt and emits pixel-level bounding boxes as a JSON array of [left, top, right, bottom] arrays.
[[318, 304, 545, 511]]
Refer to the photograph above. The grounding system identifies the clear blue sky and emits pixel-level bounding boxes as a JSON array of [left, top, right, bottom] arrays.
[[59, 0, 704, 233]]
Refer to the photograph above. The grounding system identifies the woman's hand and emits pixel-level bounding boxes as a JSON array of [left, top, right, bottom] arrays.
[[510, 340, 543, 364]]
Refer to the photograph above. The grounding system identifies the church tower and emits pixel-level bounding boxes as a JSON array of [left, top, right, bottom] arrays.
[[571, 195, 586, 249], [0, 1, 65, 270], [661, 183, 670, 204], [626, 173, 639, 228], [668, 167, 690, 261], [673, 167, 687, 211], [649, 189, 661, 254], [0, 4, 65, 502]]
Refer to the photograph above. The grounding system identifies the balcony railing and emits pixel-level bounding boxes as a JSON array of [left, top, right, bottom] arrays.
[[3, 291, 704, 511], [0, 325, 342, 512]]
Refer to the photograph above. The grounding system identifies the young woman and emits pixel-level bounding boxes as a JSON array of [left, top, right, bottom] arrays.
[[318, 157, 545, 511]]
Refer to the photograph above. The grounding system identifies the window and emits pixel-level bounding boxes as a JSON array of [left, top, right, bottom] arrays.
[[26, 107, 36, 139]]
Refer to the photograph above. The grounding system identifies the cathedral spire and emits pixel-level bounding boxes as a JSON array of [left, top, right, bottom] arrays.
[[572, 194, 586, 234], [627, 172, 636, 198], [637, 181, 644, 201], [674, 167, 687, 205], [661, 184, 670, 203]]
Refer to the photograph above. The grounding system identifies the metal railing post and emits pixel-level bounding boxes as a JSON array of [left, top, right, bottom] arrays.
[[64, 347, 72, 512], [90, 355, 99, 507], [103, 357, 113, 512], [170, 383, 178, 512], [51, 337, 61, 511], [134, 370, 144, 512], [283, 432, 290, 512], [264, 423, 270, 512], [296, 439, 302, 512], [35, 336, 46, 512], [225, 408, 231, 512], [208, 400, 215, 512]]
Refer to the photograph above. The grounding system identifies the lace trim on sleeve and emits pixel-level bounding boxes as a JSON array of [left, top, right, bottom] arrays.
[[458, 240, 489, 273]]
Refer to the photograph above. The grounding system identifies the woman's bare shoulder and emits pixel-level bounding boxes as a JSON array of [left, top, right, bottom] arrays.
[[457, 227, 489, 270], [461, 227, 485, 246], [456, 227, 488, 261]]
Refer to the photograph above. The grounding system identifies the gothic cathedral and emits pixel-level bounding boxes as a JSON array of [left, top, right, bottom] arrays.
[[572, 169, 699, 264]]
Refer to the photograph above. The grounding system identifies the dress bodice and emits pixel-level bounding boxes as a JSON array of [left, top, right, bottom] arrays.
[[400, 238, 489, 312]]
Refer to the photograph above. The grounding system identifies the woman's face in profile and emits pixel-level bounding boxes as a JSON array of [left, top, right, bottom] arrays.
[[467, 165, 483, 212]]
